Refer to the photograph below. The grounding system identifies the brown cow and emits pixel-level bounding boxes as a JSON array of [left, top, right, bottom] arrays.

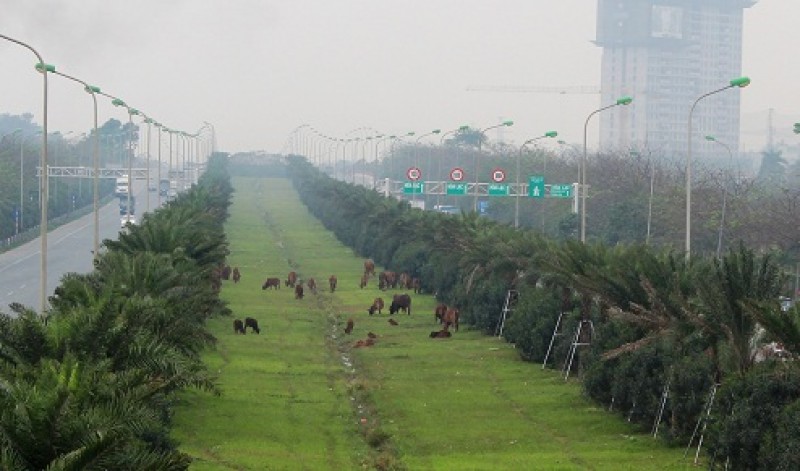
[[221, 265, 231, 280], [233, 319, 245, 334], [232, 267, 241, 283], [359, 274, 368, 289], [368, 297, 384, 316], [389, 293, 412, 316], [434, 303, 448, 323], [286, 271, 298, 287], [329, 275, 337, 293], [442, 307, 459, 332], [364, 259, 376, 277], [430, 330, 452, 338], [262, 277, 281, 290], [307, 277, 317, 294], [295, 284, 304, 299], [378, 271, 396, 290], [412, 277, 421, 294], [344, 318, 354, 334], [399, 272, 412, 290], [388, 318, 399, 326], [244, 317, 260, 334]]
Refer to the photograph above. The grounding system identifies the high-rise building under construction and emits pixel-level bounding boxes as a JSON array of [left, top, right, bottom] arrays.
[[596, 0, 756, 160]]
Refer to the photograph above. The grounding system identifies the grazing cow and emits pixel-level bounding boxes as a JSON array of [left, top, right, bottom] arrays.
[[232, 267, 241, 283], [412, 277, 421, 294], [367, 297, 385, 316], [434, 303, 448, 323], [221, 265, 232, 280], [364, 259, 376, 277], [359, 274, 368, 289], [329, 275, 337, 293], [262, 277, 281, 290], [294, 284, 304, 299], [442, 307, 460, 332], [399, 272, 412, 290], [367, 332, 377, 339], [378, 271, 397, 290], [286, 271, 298, 287], [233, 319, 245, 334], [244, 317, 260, 334], [430, 330, 452, 338], [388, 318, 399, 326], [389, 293, 412, 316], [344, 318, 354, 334], [307, 277, 317, 293]]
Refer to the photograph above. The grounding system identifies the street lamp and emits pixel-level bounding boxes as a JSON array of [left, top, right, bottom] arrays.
[[516, 130, 557, 228], [581, 96, 633, 242], [48, 66, 102, 254], [2, 33, 51, 312], [474, 120, 514, 212], [436, 125, 469, 208], [413, 129, 441, 206], [705, 135, 734, 259], [686, 77, 749, 259]]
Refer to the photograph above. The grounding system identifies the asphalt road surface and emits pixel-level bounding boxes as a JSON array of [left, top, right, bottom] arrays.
[[0, 183, 162, 313]]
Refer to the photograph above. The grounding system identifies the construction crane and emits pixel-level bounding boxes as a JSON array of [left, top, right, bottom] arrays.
[[466, 85, 600, 94]]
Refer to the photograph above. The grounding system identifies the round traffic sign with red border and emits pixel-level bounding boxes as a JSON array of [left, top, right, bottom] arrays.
[[407, 167, 421, 181], [491, 168, 506, 183], [449, 167, 465, 181]]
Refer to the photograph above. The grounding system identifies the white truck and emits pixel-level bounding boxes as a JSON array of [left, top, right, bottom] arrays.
[[115, 176, 129, 197]]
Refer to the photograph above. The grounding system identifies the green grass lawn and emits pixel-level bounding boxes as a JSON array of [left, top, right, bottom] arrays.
[[172, 176, 697, 470]]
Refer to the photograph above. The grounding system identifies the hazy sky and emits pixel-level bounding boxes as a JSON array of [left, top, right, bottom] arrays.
[[1, 1, 798, 154]]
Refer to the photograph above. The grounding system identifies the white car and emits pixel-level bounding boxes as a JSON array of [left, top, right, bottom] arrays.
[[120, 215, 137, 228]]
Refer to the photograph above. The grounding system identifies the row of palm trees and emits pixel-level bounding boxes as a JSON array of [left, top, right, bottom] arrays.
[[0, 155, 232, 469], [286, 155, 800, 469]]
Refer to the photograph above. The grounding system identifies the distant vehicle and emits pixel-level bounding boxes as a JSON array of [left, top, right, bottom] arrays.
[[433, 204, 460, 215], [119, 196, 136, 215], [120, 214, 137, 228], [159, 179, 170, 196], [115, 176, 129, 196]]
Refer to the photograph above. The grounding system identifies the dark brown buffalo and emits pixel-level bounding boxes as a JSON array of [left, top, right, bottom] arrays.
[[244, 317, 260, 334], [233, 319, 245, 334], [344, 318, 354, 334], [307, 277, 317, 293], [389, 293, 412, 316], [359, 274, 368, 289], [388, 318, 398, 326], [442, 307, 459, 332], [232, 267, 241, 283], [262, 277, 281, 290], [295, 284, 304, 299], [286, 271, 298, 287], [329, 275, 337, 293], [221, 264, 231, 280], [378, 271, 397, 291], [430, 330, 452, 338], [364, 259, 376, 277], [367, 297, 384, 316]]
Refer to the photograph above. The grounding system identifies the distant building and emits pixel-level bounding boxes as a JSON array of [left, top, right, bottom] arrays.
[[595, 0, 756, 161]]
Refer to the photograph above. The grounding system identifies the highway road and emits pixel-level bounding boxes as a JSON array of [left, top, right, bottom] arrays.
[[0, 183, 161, 312]]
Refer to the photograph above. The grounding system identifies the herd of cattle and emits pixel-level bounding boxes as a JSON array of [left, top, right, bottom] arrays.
[[222, 259, 460, 341]]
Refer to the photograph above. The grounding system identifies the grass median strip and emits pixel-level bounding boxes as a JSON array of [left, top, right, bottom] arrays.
[[173, 176, 694, 470]]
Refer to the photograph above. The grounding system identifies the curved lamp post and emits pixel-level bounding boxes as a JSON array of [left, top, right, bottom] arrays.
[[581, 96, 633, 242], [49, 67, 102, 254], [516, 130, 557, 228], [436, 125, 469, 208], [1, 33, 51, 313], [474, 120, 514, 212], [686, 77, 749, 259], [98, 92, 138, 220], [413, 129, 441, 205], [705, 135, 734, 259]]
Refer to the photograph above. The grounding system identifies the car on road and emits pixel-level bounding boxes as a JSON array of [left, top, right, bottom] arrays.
[[120, 215, 137, 228]]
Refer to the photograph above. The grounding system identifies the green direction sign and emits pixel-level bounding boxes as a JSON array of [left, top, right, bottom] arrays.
[[550, 184, 573, 198], [488, 183, 509, 196], [528, 176, 545, 198], [403, 181, 424, 194], [446, 183, 468, 195]]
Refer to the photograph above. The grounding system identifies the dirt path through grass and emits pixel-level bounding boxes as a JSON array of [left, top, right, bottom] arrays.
[[173, 176, 695, 470]]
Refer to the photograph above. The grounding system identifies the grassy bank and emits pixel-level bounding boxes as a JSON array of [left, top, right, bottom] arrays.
[[172, 176, 694, 470]]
